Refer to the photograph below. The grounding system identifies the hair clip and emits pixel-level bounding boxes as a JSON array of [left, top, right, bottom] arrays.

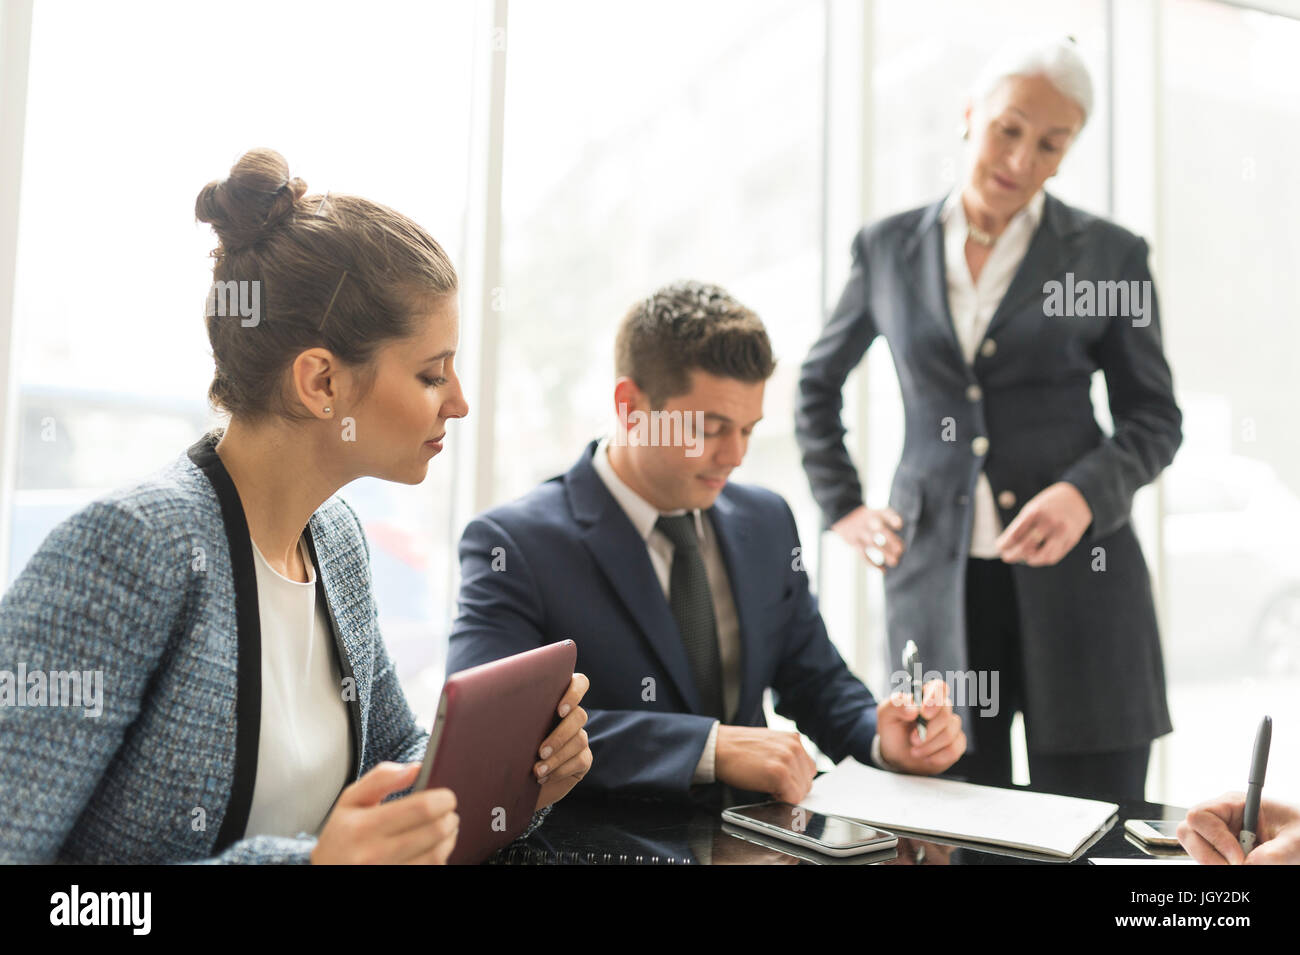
[[315, 190, 331, 215], [320, 269, 349, 329]]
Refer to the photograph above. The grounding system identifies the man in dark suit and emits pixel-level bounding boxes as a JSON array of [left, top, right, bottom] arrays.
[[447, 280, 966, 801]]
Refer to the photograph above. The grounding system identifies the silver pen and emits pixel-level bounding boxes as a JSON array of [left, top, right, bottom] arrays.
[[901, 640, 928, 742]]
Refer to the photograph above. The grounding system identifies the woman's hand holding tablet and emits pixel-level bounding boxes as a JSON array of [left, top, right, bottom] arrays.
[[307, 666, 595, 863], [310, 762, 460, 865], [534, 672, 593, 810]]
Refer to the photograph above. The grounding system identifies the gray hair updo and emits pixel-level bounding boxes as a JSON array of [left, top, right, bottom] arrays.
[[970, 35, 1094, 126]]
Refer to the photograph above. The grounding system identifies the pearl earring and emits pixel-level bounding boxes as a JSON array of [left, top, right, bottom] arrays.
[[323, 406, 332, 414]]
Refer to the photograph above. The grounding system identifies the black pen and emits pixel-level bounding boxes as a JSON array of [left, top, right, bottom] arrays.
[[1239, 715, 1271, 855], [901, 639, 928, 742]]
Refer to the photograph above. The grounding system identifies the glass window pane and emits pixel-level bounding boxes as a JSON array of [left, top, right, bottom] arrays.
[[1157, 0, 1300, 805], [497, 0, 829, 584], [10, 0, 476, 714]]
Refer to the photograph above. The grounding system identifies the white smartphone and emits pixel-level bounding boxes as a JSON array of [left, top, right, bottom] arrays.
[[721, 801, 897, 857], [1124, 818, 1182, 847]]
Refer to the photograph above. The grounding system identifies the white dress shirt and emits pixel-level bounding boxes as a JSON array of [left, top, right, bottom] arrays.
[[940, 188, 1045, 558], [244, 534, 352, 839], [591, 438, 896, 781]]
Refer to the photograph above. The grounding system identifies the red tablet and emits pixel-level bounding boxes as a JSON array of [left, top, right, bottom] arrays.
[[413, 640, 577, 864]]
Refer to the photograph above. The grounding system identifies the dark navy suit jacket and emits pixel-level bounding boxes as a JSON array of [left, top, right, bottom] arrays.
[[446, 441, 879, 798]]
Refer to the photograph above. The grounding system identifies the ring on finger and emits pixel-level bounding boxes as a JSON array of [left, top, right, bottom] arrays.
[[872, 532, 887, 548]]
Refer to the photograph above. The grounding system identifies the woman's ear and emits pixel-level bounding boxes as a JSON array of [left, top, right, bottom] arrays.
[[291, 348, 339, 418]]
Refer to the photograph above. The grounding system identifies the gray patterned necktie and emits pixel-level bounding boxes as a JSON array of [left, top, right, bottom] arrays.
[[656, 514, 726, 721]]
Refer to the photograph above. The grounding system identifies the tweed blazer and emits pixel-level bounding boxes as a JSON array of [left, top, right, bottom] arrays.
[[0, 431, 542, 863]]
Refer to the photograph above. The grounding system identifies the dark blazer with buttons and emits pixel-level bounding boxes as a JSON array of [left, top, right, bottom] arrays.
[[796, 192, 1181, 755]]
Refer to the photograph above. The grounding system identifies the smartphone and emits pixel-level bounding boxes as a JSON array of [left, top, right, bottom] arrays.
[[720, 822, 898, 865], [720, 801, 897, 857], [1124, 818, 1183, 847]]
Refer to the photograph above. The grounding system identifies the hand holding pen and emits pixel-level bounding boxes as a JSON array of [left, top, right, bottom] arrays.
[[1178, 793, 1300, 865], [1177, 716, 1300, 865], [877, 640, 967, 775]]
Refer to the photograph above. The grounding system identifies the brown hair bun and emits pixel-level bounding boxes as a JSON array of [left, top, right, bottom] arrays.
[[195, 147, 308, 255]]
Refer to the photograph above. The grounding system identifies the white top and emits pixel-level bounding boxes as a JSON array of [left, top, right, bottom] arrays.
[[243, 534, 352, 839], [592, 438, 894, 779], [940, 188, 1045, 558]]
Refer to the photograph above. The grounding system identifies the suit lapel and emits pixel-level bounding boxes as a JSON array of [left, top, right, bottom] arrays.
[[565, 443, 704, 714], [902, 199, 964, 360], [905, 192, 1080, 355], [982, 193, 1077, 342], [186, 432, 261, 851]]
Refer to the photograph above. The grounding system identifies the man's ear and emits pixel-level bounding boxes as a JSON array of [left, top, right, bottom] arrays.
[[291, 348, 340, 418], [613, 377, 650, 430]]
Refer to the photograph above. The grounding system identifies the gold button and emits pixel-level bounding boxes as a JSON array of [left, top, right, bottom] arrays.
[[971, 436, 989, 456], [997, 490, 1016, 509], [979, 338, 997, 358], [966, 384, 983, 402]]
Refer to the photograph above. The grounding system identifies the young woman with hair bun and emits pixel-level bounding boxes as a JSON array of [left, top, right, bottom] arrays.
[[0, 147, 591, 864]]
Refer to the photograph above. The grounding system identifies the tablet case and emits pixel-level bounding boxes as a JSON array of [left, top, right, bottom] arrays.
[[414, 639, 577, 864]]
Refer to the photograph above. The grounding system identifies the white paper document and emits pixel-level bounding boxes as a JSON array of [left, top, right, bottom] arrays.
[[803, 758, 1119, 859]]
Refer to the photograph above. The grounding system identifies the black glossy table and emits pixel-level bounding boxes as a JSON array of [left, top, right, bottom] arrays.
[[492, 785, 1190, 865]]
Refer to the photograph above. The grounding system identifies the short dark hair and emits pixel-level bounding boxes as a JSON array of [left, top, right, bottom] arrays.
[[614, 280, 776, 406]]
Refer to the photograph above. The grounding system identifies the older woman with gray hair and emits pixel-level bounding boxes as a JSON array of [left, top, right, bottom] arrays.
[[797, 37, 1181, 801]]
